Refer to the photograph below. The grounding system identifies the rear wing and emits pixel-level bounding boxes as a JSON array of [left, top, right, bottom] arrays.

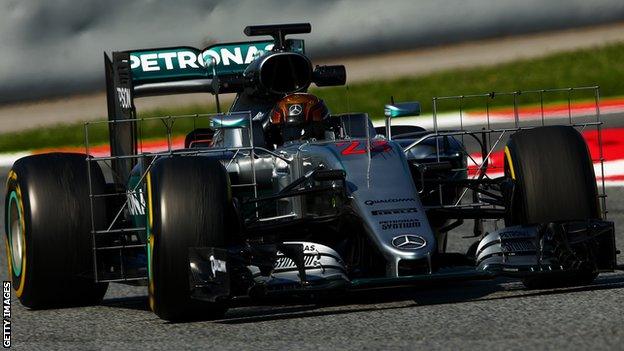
[[103, 39, 304, 181], [104, 23, 345, 183], [105, 38, 305, 103], [126, 39, 304, 96]]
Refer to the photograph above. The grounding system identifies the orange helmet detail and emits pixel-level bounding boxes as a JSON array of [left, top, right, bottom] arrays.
[[270, 93, 329, 126]]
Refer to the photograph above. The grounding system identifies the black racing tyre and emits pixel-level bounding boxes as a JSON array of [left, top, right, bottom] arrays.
[[504, 125, 599, 225], [147, 156, 230, 321], [4, 153, 108, 308], [504, 126, 600, 288]]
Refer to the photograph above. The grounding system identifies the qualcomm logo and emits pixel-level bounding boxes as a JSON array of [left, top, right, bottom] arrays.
[[129, 44, 274, 72], [391, 235, 427, 250]]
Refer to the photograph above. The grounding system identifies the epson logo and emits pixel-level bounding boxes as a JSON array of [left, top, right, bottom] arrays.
[[129, 44, 274, 72]]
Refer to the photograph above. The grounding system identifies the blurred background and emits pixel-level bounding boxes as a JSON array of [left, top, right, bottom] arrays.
[[0, 0, 623, 150], [2, 0, 624, 102]]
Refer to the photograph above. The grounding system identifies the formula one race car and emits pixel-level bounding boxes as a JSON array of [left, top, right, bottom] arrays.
[[4, 23, 617, 321]]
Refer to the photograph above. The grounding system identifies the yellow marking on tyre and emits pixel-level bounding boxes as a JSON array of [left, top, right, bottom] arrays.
[[146, 172, 155, 311], [6, 170, 17, 185], [4, 173, 15, 278], [147, 172, 153, 229], [15, 185, 27, 298], [504, 146, 516, 180]]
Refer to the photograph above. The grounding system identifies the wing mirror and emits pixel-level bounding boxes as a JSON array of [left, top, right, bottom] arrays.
[[384, 102, 421, 118], [383, 101, 420, 140]]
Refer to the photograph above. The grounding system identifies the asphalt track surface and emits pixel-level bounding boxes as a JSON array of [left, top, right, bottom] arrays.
[[1, 160, 624, 350]]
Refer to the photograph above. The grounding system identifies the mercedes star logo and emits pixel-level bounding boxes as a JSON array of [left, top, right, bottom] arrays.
[[391, 235, 427, 250], [288, 104, 303, 116]]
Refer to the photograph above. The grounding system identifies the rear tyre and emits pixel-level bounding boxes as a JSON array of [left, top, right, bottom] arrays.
[[504, 126, 599, 289], [4, 153, 108, 308], [147, 156, 230, 321]]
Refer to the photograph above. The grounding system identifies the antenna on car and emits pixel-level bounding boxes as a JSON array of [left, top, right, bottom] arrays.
[[341, 85, 351, 138], [346, 85, 351, 112]]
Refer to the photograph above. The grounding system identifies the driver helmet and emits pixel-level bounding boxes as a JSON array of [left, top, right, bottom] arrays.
[[268, 93, 330, 144]]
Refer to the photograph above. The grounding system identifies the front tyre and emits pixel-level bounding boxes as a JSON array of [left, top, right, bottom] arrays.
[[147, 156, 230, 321], [504, 126, 600, 288]]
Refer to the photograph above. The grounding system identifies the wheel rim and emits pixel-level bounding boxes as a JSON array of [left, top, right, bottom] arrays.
[[8, 192, 23, 277]]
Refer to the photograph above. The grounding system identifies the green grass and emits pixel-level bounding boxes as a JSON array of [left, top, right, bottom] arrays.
[[2, 41, 623, 153], [0, 104, 219, 153], [313, 42, 624, 116]]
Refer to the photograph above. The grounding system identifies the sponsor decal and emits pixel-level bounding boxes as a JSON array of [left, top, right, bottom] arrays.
[[116, 87, 132, 109], [379, 219, 421, 230], [3, 281, 10, 348], [364, 198, 416, 206], [288, 104, 303, 116], [127, 189, 146, 216], [130, 51, 201, 71], [391, 235, 427, 250], [499, 231, 533, 240], [371, 207, 418, 216], [202, 43, 274, 67], [336, 140, 392, 156], [129, 44, 275, 74], [274, 255, 320, 269], [127, 40, 310, 84], [209, 255, 227, 276]]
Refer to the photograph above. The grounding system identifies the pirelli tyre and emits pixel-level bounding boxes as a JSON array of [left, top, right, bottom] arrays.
[[4, 153, 108, 308], [146, 156, 230, 321], [504, 126, 600, 288]]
